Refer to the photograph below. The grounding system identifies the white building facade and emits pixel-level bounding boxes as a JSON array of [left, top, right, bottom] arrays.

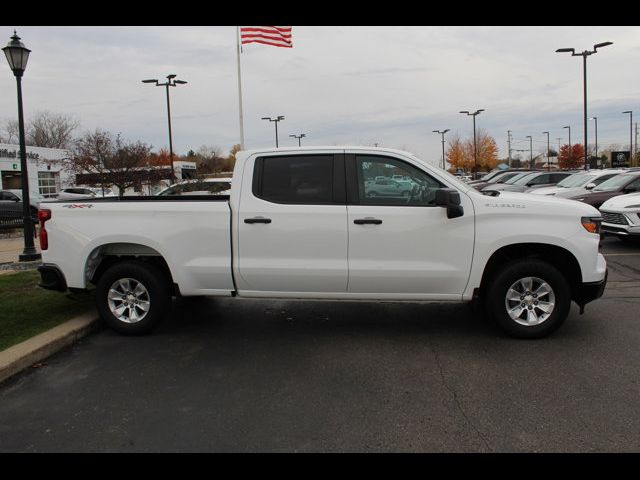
[[0, 143, 73, 197]]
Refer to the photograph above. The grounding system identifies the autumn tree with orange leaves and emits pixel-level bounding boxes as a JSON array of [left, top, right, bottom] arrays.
[[446, 129, 498, 172], [558, 144, 585, 169]]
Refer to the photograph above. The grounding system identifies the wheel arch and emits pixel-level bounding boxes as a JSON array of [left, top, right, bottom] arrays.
[[478, 243, 583, 301], [85, 242, 178, 295]]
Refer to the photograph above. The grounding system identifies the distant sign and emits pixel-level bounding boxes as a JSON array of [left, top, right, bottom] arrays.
[[611, 151, 630, 168], [0, 148, 39, 160]]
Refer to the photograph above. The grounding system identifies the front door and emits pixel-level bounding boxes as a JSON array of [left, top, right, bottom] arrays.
[[346, 154, 474, 298]]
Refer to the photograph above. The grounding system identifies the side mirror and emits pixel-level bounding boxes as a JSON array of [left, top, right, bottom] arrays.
[[585, 183, 596, 190], [435, 188, 464, 219]]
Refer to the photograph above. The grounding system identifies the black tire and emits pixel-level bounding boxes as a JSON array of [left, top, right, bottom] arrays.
[[95, 261, 171, 335], [484, 259, 571, 339]]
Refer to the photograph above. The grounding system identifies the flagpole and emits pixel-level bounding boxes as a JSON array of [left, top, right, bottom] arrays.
[[236, 26, 245, 150]]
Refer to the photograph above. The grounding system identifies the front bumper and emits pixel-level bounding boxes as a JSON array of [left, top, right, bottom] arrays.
[[574, 268, 607, 312], [38, 264, 68, 292], [602, 222, 640, 237]]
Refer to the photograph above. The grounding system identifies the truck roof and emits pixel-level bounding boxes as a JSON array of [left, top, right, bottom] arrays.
[[236, 146, 420, 160]]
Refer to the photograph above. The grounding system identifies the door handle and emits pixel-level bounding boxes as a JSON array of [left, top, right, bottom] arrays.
[[244, 217, 272, 224], [354, 218, 382, 225]]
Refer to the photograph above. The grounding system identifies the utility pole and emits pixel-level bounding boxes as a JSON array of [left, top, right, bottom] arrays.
[[507, 130, 512, 167], [433, 129, 450, 170]]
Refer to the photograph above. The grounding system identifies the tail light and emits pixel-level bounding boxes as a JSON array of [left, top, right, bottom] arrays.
[[38, 209, 51, 250]]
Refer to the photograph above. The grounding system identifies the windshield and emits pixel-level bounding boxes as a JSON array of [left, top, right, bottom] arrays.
[[488, 171, 521, 184], [507, 172, 537, 185], [593, 174, 635, 192], [556, 173, 591, 188]]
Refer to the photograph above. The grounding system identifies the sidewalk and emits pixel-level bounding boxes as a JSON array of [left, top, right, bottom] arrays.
[[0, 233, 42, 271]]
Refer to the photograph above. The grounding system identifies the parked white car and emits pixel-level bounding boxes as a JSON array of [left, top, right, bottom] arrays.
[[156, 178, 232, 196], [599, 192, 640, 241], [57, 187, 98, 201]]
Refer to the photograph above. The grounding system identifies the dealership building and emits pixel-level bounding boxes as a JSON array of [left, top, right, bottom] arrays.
[[0, 143, 72, 197], [1, 143, 197, 197]]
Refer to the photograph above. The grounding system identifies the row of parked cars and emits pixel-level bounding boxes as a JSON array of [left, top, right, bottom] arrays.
[[468, 167, 640, 241]]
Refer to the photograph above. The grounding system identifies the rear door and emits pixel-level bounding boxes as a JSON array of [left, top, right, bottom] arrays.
[[236, 153, 348, 294], [345, 153, 474, 298]]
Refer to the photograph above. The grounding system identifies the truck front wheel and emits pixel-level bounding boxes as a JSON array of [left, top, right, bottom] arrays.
[[96, 261, 171, 335], [485, 259, 571, 338]]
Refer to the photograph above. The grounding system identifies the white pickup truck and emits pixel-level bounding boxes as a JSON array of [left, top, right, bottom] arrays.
[[37, 147, 607, 338]]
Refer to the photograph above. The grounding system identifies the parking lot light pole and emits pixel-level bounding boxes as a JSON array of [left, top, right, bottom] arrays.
[[623, 111, 633, 164], [589, 117, 599, 167], [432, 129, 450, 170], [543, 131, 550, 171], [556, 42, 613, 170], [526, 135, 533, 169], [563, 125, 572, 150], [289, 133, 306, 146], [3, 31, 40, 262], [142, 74, 188, 183], [459, 109, 484, 178], [262, 116, 285, 147]]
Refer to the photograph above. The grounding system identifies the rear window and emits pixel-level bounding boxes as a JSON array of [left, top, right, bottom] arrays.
[[254, 155, 334, 204]]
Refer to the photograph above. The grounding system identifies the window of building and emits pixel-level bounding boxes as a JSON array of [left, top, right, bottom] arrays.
[[38, 171, 59, 198]]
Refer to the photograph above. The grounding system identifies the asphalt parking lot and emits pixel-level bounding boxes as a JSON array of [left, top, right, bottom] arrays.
[[1, 235, 640, 452]]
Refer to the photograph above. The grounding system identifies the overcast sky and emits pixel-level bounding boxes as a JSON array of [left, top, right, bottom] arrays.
[[1, 26, 639, 166]]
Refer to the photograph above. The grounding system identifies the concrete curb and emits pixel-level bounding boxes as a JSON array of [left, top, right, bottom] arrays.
[[0, 310, 100, 384]]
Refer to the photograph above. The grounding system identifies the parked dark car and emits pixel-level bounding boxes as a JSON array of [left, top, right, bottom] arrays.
[[482, 171, 575, 194], [0, 190, 41, 230], [467, 168, 531, 187], [470, 169, 536, 191], [568, 171, 640, 209]]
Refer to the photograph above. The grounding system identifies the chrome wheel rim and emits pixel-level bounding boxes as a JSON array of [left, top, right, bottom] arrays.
[[107, 278, 150, 324], [504, 276, 555, 326]]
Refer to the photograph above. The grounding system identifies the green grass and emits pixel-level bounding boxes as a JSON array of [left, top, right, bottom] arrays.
[[0, 270, 94, 352]]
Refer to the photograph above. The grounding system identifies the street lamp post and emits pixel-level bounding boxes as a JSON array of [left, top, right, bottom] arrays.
[[623, 111, 633, 165], [262, 116, 285, 147], [556, 42, 613, 171], [542, 131, 550, 171], [526, 135, 533, 169], [432, 129, 450, 170], [589, 117, 599, 168], [507, 130, 512, 168], [3, 31, 40, 262], [142, 74, 188, 183], [459, 109, 484, 178], [289, 133, 306, 146], [563, 125, 572, 150]]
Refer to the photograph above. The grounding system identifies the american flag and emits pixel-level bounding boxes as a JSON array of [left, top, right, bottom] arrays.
[[240, 26, 293, 48]]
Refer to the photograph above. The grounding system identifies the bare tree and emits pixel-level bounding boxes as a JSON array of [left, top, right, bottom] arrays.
[[0, 118, 19, 144], [27, 111, 80, 149], [193, 144, 226, 174], [67, 129, 156, 195]]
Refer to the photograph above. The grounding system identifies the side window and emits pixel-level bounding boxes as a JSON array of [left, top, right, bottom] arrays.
[[624, 178, 640, 193], [593, 174, 616, 185], [254, 155, 335, 204], [355, 155, 444, 206], [528, 174, 549, 185]]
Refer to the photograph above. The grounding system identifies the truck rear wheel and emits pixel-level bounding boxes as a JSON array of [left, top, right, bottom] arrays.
[[485, 259, 571, 338], [96, 261, 171, 335]]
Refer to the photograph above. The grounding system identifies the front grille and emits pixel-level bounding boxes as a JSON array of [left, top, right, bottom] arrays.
[[601, 211, 628, 225]]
